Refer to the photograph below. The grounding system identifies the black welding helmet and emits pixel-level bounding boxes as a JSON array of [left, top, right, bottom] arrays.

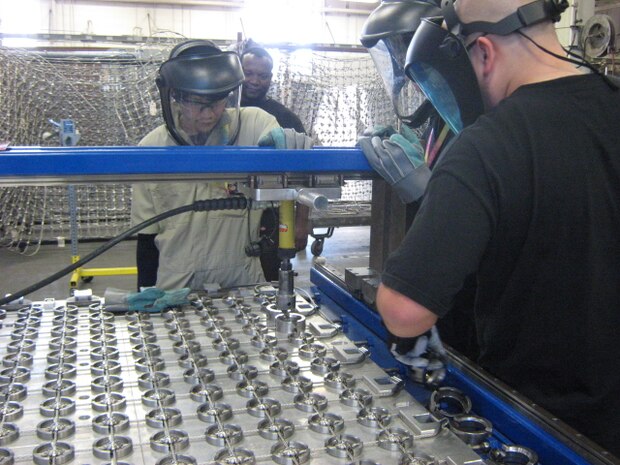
[[360, 0, 442, 126], [404, 0, 568, 132], [156, 40, 245, 146]]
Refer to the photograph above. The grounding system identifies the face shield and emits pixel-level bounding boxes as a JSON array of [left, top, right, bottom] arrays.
[[157, 51, 245, 146], [361, 0, 442, 127], [367, 34, 429, 125], [404, 0, 568, 132], [404, 17, 484, 133]]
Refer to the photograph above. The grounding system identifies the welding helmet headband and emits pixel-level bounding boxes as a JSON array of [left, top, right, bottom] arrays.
[[156, 47, 245, 146], [404, 0, 568, 132]]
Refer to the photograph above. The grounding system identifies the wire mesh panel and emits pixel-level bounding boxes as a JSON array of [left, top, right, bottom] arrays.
[[0, 42, 397, 253]]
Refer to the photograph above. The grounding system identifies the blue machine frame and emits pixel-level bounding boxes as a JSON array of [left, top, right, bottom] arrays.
[[310, 266, 617, 465], [1, 145, 617, 465], [0, 145, 371, 180]]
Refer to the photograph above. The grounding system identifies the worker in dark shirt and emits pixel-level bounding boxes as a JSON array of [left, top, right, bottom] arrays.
[[362, 0, 620, 455], [240, 46, 306, 134], [240, 45, 309, 281]]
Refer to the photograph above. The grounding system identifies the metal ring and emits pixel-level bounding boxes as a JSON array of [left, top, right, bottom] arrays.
[[357, 407, 391, 428], [92, 412, 131, 434], [149, 429, 190, 453], [428, 386, 472, 419], [0, 402, 23, 422], [0, 384, 26, 402], [190, 384, 223, 403], [294, 393, 328, 412], [205, 424, 243, 447], [156, 455, 197, 465], [271, 441, 310, 465], [0, 424, 18, 446], [246, 397, 281, 418], [257, 418, 295, 440], [139, 371, 171, 389], [42, 379, 76, 397], [142, 388, 176, 407], [324, 371, 355, 390], [91, 392, 127, 412], [270, 360, 299, 378], [36, 419, 76, 440], [308, 413, 345, 435], [214, 448, 255, 465], [145, 407, 183, 428], [184, 367, 215, 385], [0, 448, 13, 465], [377, 427, 413, 451], [39, 397, 76, 417], [226, 364, 257, 381], [236, 380, 269, 398], [33, 442, 74, 465], [449, 414, 493, 445], [490, 444, 538, 465], [325, 434, 363, 458], [282, 375, 313, 394], [90, 359, 122, 376], [196, 402, 233, 423], [91, 375, 123, 393], [339, 388, 373, 408], [92, 436, 133, 460]]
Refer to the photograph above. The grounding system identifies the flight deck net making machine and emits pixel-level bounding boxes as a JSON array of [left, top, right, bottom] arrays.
[[0, 145, 616, 465]]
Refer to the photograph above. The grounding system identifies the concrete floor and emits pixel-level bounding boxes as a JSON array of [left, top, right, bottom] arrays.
[[1, 226, 370, 303]]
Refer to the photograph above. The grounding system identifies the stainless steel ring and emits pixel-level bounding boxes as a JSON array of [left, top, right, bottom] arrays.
[[449, 414, 493, 445], [428, 386, 472, 419], [490, 444, 538, 465]]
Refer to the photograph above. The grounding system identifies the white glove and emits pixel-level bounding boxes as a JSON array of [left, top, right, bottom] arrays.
[[389, 326, 446, 370]]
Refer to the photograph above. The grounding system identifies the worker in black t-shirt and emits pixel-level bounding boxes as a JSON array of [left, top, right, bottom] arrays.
[[240, 46, 306, 134], [361, 0, 620, 456]]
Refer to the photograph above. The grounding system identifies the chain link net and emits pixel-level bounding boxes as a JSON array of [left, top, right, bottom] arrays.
[[0, 42, 395, 253]]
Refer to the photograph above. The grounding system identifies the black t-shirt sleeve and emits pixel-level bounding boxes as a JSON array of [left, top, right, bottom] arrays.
[[276, 109, 305, 134], [381, 143, 495, 318], [289, 114, 305, 134]]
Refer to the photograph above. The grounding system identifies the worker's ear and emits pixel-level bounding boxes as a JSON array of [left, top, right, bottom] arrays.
[[474, 36, 495, 77]]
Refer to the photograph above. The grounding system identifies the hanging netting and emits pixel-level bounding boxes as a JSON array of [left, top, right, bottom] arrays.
[[0, 41, 397, 253]]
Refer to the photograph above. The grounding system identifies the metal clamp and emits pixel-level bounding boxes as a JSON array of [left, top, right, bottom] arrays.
[[449, 414, 493, 445], [490, 444, 538, 465], [428, 386, 472, 419]]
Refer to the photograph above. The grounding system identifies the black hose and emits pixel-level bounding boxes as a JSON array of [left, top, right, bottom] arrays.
[[0, 197, 249, 307]]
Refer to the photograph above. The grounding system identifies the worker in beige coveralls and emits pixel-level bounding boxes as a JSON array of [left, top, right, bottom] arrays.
[[131, 39, 311, 290]]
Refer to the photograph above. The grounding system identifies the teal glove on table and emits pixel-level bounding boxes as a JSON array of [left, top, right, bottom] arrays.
[[126, 287, 190, 312], [258, 127, 313, 149], [358, 124, 431, 204]]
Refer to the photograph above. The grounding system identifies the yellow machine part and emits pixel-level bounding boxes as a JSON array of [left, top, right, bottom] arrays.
[[278, 200, 296, 251], [70, 255, 137, 289]]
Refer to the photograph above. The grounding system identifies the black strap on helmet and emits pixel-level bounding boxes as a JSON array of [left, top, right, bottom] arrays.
[[444, 0, 568, 37]]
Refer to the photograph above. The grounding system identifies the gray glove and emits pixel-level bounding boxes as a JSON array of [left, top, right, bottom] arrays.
[[358, 125, 431, 203], [258, 128, 313, 150]]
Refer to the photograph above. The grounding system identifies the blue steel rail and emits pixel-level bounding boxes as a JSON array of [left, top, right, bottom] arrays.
[[0, 145, 373, 180], [310, 266, 616, 465]]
